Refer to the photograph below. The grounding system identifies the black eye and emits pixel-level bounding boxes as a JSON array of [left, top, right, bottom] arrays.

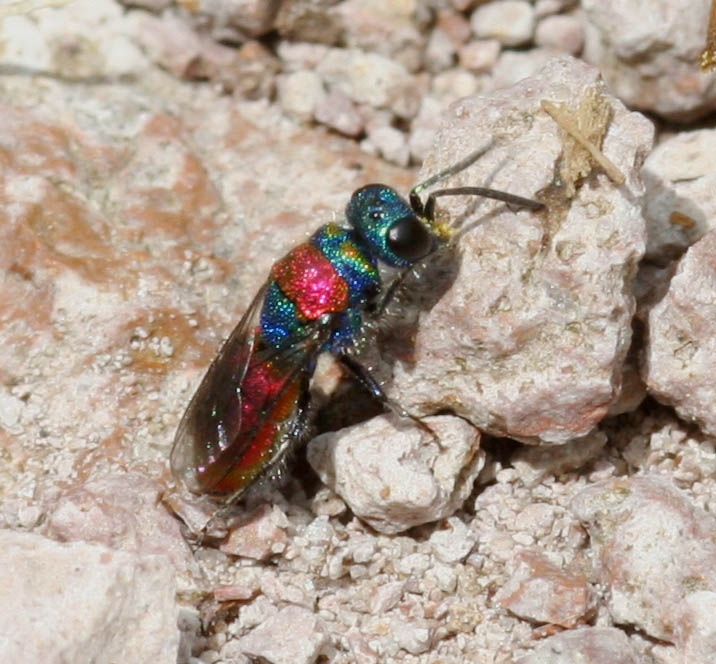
[[386, 215, 433, 261]]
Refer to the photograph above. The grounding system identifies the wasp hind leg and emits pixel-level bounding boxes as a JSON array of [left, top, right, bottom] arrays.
[[338, 353, 437, 441]]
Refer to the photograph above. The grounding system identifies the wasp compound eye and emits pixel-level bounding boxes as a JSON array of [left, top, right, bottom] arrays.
[[386, 215, 433, 261]]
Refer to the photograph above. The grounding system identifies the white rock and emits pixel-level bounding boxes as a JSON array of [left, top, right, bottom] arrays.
[[307, 414, 483, 534], [471, 0, 536, 47], [393, 618, 433, 655], [317, 48, 418, 119], [571, 477, 716, 641], [237, 605, 327, 664], [642, 129, 716, 260], [582, 0, 716, 121], [643, 230, 716, 436], [389, 56, 654, 445], [429, 516, 476, 563], [517, 626, 643, 663], [0, 530, 178, 663], [491, 47, 557, 89], [366, 125, 410, 167], [278, 70, 326, 122]]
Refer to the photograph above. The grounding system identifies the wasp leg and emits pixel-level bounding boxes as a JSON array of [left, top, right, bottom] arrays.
[[338, 353, 437, 440], [372, 270, 410, 317]]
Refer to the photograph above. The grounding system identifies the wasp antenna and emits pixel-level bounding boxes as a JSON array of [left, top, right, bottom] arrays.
[[410, 140, 495, 207], [424, 186, 544, 221]]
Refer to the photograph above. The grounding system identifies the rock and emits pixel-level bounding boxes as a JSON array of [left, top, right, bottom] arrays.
[[495, 549, 592, 627], [186, 0, 282, 39], [316, 48, 420, 119], [425, 27, 458, 73], [334, 0, 426, 72], [387, 56, 654, 445], [517, 626, 643, 664], [220, 504, 289, 559], [314, 88, 363, 137], [534, 0, 578, 18], [118, 0, 171, 9], [582, 0, 716, 122], [307, 414, 484, 534], [0, 530, 178, 663], [643, 231, 716, 436], [275, 0, 345, 45], [512, 431, 607, 487], [429, 516, 476, 563], [675, 591, 716, 664], [534, 13, 584, 55], [42, 472, 192, 571], [459, 39, 501, 73], [571, 477, 716, 642], [237, 605, 327, 664], [365, 125, 410, 167], [642, 129, 716, 261], [491, 47, 558, 89], [277, 69, 326, 121], [471, 0, 536, 47]]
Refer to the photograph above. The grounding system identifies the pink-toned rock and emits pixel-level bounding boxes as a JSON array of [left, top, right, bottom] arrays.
[[387, 56, 653, 445], [43, 471, 192, 570], [436, 8, 472, 49], [0, 530, 178, 663], [495, 549, 592, 627], [643, 231, 716, 436], [675, 591, 716, 663], [307, 415, 484, 534], [517, 626, 643, 664], [314, 88, 363, 137], [642, 129, 716, 261], [571, 477, 716, 642], [535, 13, 584, 55], [220, 504, 289, 559], [237, 605, 327, 664], [459, 39, 501, 73], [582, 0, 716, 122]]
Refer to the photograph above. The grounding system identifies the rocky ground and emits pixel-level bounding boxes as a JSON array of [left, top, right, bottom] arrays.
[[1, 1, 716, 663]]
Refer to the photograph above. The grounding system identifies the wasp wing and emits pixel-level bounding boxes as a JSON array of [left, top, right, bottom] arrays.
[[171, 281, 327, 498]]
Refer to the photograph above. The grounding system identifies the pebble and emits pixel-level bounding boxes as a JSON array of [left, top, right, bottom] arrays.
[[277, 69, 326, 122], [458, 39, 501, 73], [471, 0, 536, 47], [535, 13, 584, 54]]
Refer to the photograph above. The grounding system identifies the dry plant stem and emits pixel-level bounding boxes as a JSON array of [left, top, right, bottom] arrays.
[[541, 99, 625, 186], [702, 0, 716, 70]]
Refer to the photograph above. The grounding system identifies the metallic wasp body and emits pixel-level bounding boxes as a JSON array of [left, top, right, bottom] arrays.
[[171, 149, 543, 504]]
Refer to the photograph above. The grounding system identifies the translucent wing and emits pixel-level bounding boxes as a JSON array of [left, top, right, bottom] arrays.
[[171, 282, 325, 499]]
